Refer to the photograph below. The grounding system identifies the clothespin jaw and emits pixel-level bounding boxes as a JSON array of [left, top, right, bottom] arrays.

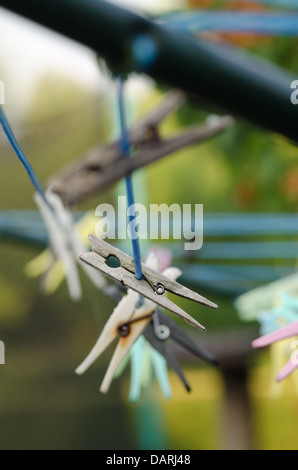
[[252, 320, 298, 349], [75, 289, 140, 377], [49, 90, 234, 206], [143, 309, 219, 392], [153, 309, 219, 366], [144, 321, 192, 392], [79, 235, 218, 330], [252, 318, 298, 384]]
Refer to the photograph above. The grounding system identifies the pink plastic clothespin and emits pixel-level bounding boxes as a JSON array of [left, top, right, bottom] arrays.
[[252, 320, 298, 382]]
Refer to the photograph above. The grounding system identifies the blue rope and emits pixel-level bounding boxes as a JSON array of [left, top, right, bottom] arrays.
[[242, 0, 298, 8], [162, 11, 298, 35], [117, 78, 143, 280], [0, 106, 50, 208]]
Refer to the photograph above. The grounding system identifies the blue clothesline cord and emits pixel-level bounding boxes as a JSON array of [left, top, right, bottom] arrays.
[[239, 0, 298, 8], [117, 78, 143, 280], [161, 11, 298, 35], [0, 106, 50, 208], [2, 209, 298, 295], [187, 0, 298, 7]]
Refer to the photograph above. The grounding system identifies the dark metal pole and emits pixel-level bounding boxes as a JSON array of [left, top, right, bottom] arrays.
[[0, 0, 298, 142]]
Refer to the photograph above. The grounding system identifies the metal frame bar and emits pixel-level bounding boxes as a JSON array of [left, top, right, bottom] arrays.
[[0, 0, 298, 141]]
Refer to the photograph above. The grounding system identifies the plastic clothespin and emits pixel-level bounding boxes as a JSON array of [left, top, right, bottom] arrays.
[[80, 235, 218, 330], [258, 303, 298, 337], [33, 191, 82, 300], [75, 252, 184, 393], [46, 189, 106, 289], [234, 272, 298, 322], [31, 190, 106, 300], [252, 320, 298, 349], [143, 310, 218, 391], [252, 320, 298, 382], [128, 336, 172, 402], [49, 90, 234, 206], [143, 309, 219, 392], [130, 336, 172, 402]]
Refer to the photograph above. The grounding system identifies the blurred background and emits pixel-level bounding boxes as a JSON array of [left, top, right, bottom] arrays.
[[1, 0, 298, 450]]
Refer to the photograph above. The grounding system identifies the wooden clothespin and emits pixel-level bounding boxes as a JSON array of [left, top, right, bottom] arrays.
[[76, 245, 218, 393], [80, 235, 218, 330], [75, 250, 175, 393], [49, 89, 234, 206]]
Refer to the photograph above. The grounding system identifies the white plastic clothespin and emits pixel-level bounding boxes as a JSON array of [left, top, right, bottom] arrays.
[[33, 189, 106, 300]]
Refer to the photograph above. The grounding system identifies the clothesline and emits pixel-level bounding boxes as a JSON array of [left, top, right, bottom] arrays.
[[161, 11, 298, 35], [1, 209, 298, 296]]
